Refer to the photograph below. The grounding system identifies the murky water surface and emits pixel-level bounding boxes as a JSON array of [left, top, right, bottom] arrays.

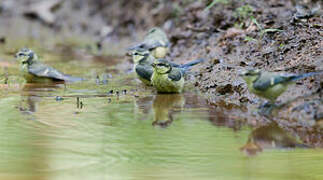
[[0, 50, 322, 180]]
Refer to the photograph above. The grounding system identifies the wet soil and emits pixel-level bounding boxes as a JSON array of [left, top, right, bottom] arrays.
[[166, 0, 323, 147], [0, 0, 322, 147]]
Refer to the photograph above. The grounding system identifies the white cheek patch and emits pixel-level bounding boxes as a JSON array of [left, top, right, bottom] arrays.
[[133, 56, 142, 63], [44, 68, 49, 74]]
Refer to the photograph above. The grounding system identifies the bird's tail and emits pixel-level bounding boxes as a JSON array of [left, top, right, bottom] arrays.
[[290, 71, 323, 81], [179, 58, 205, 69], [64, 75, 84, 83]]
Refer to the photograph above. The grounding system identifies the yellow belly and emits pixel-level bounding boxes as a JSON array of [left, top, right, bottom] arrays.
[[151, 73, 184, 93], [152, 47, 168, 58], [250, 84, 288, 102]]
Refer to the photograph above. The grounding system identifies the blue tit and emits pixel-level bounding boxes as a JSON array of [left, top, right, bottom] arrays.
[[132, 49, 204, 86], [16, 48, 83, 83], [128, 27, 170, 58], [151, 59, 186, 93], [239, 69, 323, 103], [131, 49, 155, 86]]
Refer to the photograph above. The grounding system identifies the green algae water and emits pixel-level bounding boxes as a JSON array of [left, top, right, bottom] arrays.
[[0, 49, 322, 180]]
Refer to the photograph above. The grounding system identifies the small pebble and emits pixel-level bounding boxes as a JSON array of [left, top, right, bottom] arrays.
[[102, 79, 108, 85], [96, 41, 102, 51], [56, 96, 64, 101], [80, 102, 83, 109], [0, 37, 5, 44], [96, 75, 100, 85]]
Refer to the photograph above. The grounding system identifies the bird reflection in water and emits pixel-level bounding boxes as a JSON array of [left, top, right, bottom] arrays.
[[152, 94, 185, 128], [19, 83, 63, 115], [240, 122, 308, 156]]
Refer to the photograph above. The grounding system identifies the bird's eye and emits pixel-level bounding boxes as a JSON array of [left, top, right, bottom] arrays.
[[18, 53, 24, 56], [133, 52, 139, 55]]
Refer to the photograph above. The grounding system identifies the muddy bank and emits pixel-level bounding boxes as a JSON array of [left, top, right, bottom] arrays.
[[168, 0, 323, 146]]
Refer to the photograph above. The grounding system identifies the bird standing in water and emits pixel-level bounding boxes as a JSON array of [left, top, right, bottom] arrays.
[[131, 49, 204, 86], [16, 48, 83, 83], [128, 27, 170, 58], [131, 49, 155, 86], [151, 59, 187, 93]]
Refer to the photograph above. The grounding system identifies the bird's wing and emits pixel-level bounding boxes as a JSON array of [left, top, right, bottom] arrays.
[[135, 64, 153, 81], [253, 72, 294, 91], [143, 39, 169, 49], [168, 61, 180, 67], [168, 68, 183, 81], [128, 39, 169, 51], [28, 63, 68, 80], [156, 58, 180, 68]]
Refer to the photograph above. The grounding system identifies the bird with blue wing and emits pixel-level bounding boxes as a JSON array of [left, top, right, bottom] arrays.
[[239, 69, 323, 105], [16, 48, 83, 83], [128, 27, 170, 58], [131, 49, 204, 86], [151, 59, 190, 93]]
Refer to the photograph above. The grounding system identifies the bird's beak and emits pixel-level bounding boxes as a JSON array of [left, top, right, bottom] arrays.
[[151, 63, 156, 68], [126, 46, 135, 51]]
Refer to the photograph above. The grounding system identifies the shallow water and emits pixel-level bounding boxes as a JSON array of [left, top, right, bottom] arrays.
[[0, 50, 323, 180]]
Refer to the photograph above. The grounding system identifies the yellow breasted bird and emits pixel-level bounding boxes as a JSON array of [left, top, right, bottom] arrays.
[[239, 69, 322, 104], [16, 48, 83, 83], [132, 49, 204, 86], [131, 49, 155, 86], [128, 27, 169, 58], [151, 59, 187, 93]]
